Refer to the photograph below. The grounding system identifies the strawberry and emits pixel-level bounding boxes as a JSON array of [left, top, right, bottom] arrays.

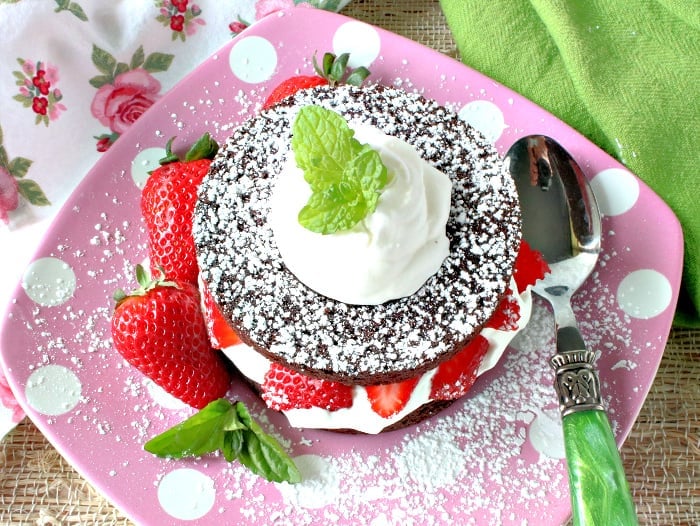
[[261, 362, 353, 412], [111, 265, 230, 409], [365, 378, 419, 418], [262, 51, 370, 109], [429, 335, 490, 401], [201, 282, 241, 349], [513, 239, 550, 293], [141, 133, 219, 284], [485, 287, 521, 332], [263, 75, 329, 110]]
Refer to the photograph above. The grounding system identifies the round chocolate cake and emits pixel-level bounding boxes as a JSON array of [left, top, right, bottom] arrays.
[[193, 84, 521, 386]]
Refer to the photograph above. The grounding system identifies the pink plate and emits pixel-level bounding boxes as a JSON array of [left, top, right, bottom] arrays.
[[0, 8, 682, 525]]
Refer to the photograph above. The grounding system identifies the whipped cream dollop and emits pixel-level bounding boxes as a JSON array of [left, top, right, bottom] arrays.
[[267, 122, 452, 305]]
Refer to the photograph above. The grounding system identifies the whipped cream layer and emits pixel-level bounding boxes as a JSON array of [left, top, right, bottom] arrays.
[[268, 122, 452, 305], [223, 281, 531, 435]]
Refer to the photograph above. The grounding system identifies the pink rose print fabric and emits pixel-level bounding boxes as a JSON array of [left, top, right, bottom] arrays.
[[89, 45, 173, 151], [0, 0, 350, 441], [156, 0, 206, 41], [12, 59, 66, 126], [0, 166, 19, 225], [0, 370, 24, 425], [256, 0, 298, 18], [91, 69, 162, 135], [0, 124, 49, 225], [230, 0, 338, 35]]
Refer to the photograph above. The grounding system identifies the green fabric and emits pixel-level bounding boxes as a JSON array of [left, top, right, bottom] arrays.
[[440, 0, 700, 327]]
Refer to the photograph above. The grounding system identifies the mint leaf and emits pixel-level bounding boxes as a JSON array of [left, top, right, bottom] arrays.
[[298, 179, 366, 234], [144, 399, 301, 484], [292, 106, 388, 234], [291, 105, 357, 189], [234, 403, 302, 483], [144, 398, 237, 459], [351, 145, 388, 210]]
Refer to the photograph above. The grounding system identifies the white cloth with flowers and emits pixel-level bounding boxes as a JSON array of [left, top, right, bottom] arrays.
[[0, 0, 351, 440]]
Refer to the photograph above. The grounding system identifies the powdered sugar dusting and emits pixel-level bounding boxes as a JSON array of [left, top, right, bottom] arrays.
[[0, 9, 677, 524], [198, 310, 570, 525], [194, 84, 521, 383]]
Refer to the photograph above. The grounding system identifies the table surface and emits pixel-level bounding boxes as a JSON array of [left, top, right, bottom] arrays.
[[1, 1, 698, 525]]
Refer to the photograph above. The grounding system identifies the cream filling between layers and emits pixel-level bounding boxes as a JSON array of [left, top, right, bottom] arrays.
[[223, 280, 531, 435]]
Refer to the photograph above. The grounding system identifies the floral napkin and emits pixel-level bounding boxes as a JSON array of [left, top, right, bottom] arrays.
[[0, 0, 351, 440]]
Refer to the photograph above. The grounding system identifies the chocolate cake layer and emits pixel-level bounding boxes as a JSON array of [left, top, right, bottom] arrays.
[[194, 84, 521, 385]]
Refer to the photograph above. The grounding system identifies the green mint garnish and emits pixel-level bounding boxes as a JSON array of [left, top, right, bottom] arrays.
[[144, 399, 301, 484], [292, 105, 388, 234]]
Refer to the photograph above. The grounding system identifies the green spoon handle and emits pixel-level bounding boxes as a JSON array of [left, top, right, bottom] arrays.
[[562, 409, 638, 526], [550, 348, 638, 525]]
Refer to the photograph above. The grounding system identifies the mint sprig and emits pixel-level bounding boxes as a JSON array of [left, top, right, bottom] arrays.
[[292, 105, 388, 234], [144, 399, 301, 484]]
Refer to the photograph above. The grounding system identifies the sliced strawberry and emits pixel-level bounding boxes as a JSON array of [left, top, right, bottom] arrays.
[[485, 287, 521, 332], [513, 239, 550, 293], [201, 283, 241, 349], [365, 378, 419, 418], [429, 335, 490, 401], [262, 51, 370, 110], [262, 363, 353, 412]]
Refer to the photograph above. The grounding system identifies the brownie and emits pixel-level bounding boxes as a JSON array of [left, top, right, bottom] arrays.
[[193, 84, 521, 385]]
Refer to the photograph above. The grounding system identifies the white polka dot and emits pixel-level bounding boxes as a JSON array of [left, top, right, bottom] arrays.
[[458, 100, 506, 143], [22, 257, 76, 307], [332, 21, 381, 68], [146, 379, 188, 410], [131, 147, 165, 189], [590, 168, 639, 216], [617, 269, 672, 319], [275, 455, 339, 509], [25, 365, 82, 416], [528, 409, 565, 459], [229, 36, 277, 84], [158, 468, 216, 520]]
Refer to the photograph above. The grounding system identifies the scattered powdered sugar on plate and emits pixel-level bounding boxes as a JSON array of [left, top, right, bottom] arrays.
[[276, 455, 340, 509], [396, 432, 466, 491], [0, 9, 678, 524], [177, 302, 571, 525], [6, 141, 641, 526]]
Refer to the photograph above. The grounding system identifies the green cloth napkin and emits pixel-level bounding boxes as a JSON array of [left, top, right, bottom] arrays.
[[440, 0, 700, 327]]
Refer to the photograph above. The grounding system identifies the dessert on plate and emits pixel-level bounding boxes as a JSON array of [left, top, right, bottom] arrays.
[[193, 78, 544, 434]]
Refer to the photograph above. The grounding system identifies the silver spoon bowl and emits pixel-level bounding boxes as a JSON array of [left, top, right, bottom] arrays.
[[506, 135, 638, 526]]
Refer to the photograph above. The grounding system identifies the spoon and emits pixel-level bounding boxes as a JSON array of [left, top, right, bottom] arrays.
[[505, 135, 638, 525]]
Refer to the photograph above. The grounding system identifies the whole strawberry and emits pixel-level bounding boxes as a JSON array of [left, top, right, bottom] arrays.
[[262, 52, 370, 109], [111, 265, 230, 409], [141, 133, 218, 284]]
